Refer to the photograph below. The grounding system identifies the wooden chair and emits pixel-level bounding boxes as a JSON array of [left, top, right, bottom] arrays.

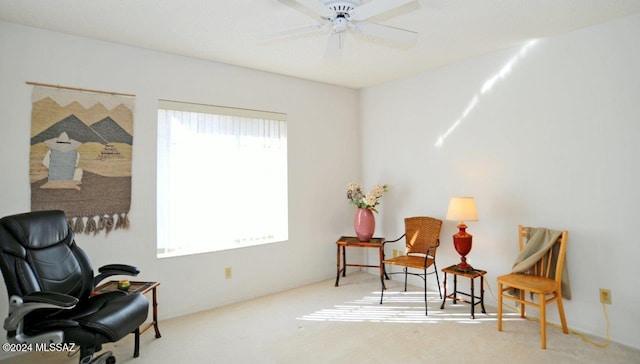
[[379, 216, 442, 315], [497, 225, 569, 349]]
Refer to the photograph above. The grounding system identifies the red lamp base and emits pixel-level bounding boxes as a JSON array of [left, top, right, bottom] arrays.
[[453, 223, 474, 271], [456, 257, 473, 271]]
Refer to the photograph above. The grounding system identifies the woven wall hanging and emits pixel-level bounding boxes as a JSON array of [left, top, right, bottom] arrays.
[[29, 83, 135, 235]]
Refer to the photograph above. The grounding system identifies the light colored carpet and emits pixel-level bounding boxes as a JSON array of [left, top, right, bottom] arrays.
[[3, 272, 639, 363]]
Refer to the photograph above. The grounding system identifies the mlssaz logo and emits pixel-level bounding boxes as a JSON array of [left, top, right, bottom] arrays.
[[35, 342, 77, 352]]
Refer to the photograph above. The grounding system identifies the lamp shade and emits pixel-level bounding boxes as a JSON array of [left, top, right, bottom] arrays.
[[445, 197, 478, 222]]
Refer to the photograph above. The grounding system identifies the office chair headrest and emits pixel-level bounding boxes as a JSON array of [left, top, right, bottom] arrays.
[[1, 210, 71, 250]]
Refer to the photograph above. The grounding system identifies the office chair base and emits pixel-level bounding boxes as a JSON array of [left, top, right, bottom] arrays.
[[80, 350, 115, 364]]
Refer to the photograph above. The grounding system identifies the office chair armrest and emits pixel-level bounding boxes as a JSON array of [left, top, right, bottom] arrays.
[[23, 291, 78, 307], [98, 264, 140, 275], [94, 264, 141, 287], [4, 293, 78, 331]]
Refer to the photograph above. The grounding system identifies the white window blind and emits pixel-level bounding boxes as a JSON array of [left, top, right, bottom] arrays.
[[157, 100, 288, 257]]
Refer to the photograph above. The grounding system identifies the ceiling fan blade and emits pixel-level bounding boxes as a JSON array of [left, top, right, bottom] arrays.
[[353, 22, 417, 43], [324, 31, 343, 59], [349, 0, 415, 21], [294, 0, 335, 19], [259, 23, 327, 41]]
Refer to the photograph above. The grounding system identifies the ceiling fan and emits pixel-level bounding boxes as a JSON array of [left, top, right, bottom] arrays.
[[264, 0, 418, 58]]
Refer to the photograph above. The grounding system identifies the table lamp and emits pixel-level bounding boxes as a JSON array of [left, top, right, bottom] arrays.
[[445, 197, 478, 271]]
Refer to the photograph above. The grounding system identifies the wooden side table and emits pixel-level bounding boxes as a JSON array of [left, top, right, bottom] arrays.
[[335, 236, 386, 288], [440, 265, 487, 319], [94, 281, 161, 357]]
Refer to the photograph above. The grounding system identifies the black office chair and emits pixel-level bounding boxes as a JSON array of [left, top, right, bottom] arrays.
[[0, 210, 149, 364]]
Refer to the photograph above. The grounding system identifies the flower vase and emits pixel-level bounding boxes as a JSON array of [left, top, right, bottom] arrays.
[[354, 208, 375, 241]]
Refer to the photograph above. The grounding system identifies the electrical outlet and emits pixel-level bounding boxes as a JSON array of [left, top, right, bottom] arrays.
[[393, 249, 399, 258], [599, 288, 611, 304], [225, 266, 232, 279]]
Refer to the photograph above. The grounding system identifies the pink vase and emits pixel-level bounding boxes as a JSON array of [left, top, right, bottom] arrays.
[[354, 208, 375, 241]]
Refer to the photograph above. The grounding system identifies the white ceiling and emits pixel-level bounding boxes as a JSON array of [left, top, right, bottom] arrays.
[[1, 0, 640, 89]]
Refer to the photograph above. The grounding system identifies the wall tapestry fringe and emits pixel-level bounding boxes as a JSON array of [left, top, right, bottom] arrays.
[[69, 214, 130, 236]]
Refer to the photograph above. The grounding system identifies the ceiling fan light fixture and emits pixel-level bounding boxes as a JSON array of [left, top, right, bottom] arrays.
[[333, 17, 349, 32]]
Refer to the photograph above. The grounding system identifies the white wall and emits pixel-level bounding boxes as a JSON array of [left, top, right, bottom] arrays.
[[0, 20, 360, 348], [360, 14, 640, 349]]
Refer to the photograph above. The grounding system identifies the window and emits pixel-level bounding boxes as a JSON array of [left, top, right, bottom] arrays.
[[157, 100, 288, 257]]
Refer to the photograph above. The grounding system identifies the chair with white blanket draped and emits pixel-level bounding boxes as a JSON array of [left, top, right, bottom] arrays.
[[497, 225, 569, 349]]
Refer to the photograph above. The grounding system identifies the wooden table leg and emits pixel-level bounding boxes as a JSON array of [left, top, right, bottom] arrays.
[[480, 276, 487, 314], [152, 287, 161, 338], [440, 272, 448, 309], [470, 276, 476, 319], [335, 243, 341, 287], [452, 274, 458, 304], [341, 246, 346, 277]]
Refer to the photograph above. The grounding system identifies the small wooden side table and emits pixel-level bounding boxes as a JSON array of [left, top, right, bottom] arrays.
[[94, 281, 161, 357], [440, 265, 487, 319], [335, 236, 386, 288]]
